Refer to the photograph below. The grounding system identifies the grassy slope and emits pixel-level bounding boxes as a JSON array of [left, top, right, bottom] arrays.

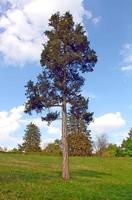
[[0, 153, 132, 200]]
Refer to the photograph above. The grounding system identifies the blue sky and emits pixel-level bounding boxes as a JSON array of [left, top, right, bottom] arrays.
[[0, 0, 132, 149]]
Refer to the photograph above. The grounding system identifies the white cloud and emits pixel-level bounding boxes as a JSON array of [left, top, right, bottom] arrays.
[[120, 43, 132, 73], [0, 105, 61, 148], [92, 16, 102, 25], [0, 0, 100, 65], [0, 105, 24, 135], [90, 112, 127, 145], [90, 112, 126, 134], [121, 64, 132, 72], [48, 126, 60, 135], [0, 105, 24, 143], [0, 106, 127, 147], [109, 131, 128, 146]]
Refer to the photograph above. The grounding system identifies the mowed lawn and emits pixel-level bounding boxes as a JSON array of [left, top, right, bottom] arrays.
[[0, 153, 132, 200]]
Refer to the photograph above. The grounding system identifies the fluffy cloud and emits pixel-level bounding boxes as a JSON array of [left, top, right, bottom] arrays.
[[120, 44, 132, 72], [90, 112, 126, 134], [0, 105, 127, 147], [0, 105, 61, 148], [89, 112, 127, 145], [0, 0, 100, 65], [109, 131, 128, 146], [0, 106, 24, 135], [0, 105, 24, 143]]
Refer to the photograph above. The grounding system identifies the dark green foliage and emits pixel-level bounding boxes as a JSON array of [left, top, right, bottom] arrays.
[[68, 98, 93, 134], [67, 98, 93, 156], [115, 146, 123, 157], [19, 123, 41, 152], [121, 128, 132, 156], [24, 11, 97, 179], [42, 111, 60, 125], [25, 11, 97, 123]]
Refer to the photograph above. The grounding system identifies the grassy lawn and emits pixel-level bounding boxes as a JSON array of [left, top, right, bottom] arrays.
[[0, 153, 132, 200]]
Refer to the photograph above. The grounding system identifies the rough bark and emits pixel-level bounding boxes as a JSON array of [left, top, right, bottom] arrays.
[[62, 97, 70, 180]]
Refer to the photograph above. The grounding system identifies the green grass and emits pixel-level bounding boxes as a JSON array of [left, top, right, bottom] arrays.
[[0, 153, 132, 200]]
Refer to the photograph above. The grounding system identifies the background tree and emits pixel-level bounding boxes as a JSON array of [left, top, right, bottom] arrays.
[[67, 98, 93, 134], [19, 123, 41, 152], [121, 128, 132, 156], [54, 139, 61, 145], [115, 146, 123, 157], [67, 131, 93, 156], [67, 98, 93, 156], [43, 140, 61, 155], [25, 12, 97, 179], [94, 134, 108, 157], [104, 144, 118, 157]]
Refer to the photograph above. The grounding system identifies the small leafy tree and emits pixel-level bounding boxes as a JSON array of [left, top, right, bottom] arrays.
[[25, 12, 97, 179], [19, 123, 41, 152], [43, 141, 61, 155], [105, 144, 118, 157]]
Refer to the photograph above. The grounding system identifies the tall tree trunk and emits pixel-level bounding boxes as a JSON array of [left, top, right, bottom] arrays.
[[62, 97, 70, 180]]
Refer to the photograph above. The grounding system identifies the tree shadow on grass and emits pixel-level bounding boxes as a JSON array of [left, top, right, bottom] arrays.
[[71, 169, 111, 179], [0, 170, 62, 184], [0, 169, 111, 184]]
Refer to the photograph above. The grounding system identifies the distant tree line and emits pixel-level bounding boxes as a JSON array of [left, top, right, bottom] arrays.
[[94, 130, 132, 157], [1, 123, 132, 158]]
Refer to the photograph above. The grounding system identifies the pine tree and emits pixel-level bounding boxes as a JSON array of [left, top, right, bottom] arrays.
[[25, 12, 97, 179], [67, 98, 93, 156], [20, 123, 41, 152], [67, 98, 93, 135]]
